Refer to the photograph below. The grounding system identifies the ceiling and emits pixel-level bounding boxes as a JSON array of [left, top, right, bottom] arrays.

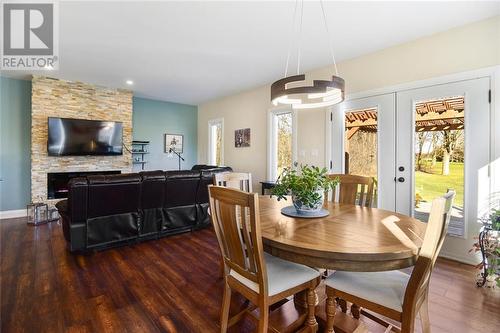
[[2, 1, 499, 105]]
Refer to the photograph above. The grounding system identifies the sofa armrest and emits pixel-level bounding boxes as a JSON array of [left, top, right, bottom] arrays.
[[55, 199, 68, 216]]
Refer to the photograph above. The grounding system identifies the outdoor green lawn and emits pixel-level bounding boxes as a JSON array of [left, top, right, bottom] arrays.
[[415, 162, 464, 207]]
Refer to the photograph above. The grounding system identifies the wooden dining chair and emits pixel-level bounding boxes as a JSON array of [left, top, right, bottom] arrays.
[[326, 174, 375, 208], [323, 174, 375, 280], [213, 172, 253, 192], [213, 172, 253, 277], [208, 185, 321, 333], [324, 191, 455, 333]]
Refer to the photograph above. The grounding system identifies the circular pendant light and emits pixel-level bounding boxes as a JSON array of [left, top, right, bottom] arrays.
[[271, 0, 345, 110], [271, 74, 345, 109]]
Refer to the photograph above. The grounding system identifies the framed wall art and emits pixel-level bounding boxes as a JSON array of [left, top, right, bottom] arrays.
[[234, 128, 250, 148], [164, 134, 184, 153]]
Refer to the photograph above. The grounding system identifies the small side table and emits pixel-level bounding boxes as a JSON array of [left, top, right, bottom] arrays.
[[260, 181, 276, 195]]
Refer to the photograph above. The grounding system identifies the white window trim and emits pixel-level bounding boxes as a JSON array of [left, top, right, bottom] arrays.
[[208, 118, 224, 166], [267, 106, 298, 181]]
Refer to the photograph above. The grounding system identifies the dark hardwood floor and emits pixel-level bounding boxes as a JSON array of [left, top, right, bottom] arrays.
[[1, 217, 499, 333]]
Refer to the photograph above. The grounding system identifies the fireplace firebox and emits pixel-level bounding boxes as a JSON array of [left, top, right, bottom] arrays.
[[47, 171, 121, 199]]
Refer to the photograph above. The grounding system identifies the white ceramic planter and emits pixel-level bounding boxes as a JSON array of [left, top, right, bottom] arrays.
[[292, 189, 324, 214]]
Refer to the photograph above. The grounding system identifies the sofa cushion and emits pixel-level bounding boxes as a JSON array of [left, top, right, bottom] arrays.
[[139, 171, 166, 235], [87, 173, 141, 185], [165, 170, 201, 179], [140, 171, 166, 209], [139, 170, 166, 181], [165, 172, 200, 207], [191, 164, 218, 171], [87, 175, 141, 218]]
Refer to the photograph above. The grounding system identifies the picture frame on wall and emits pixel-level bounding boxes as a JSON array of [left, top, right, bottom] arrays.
[[164, 134, 184, 153], [235, 128, 250, 148]]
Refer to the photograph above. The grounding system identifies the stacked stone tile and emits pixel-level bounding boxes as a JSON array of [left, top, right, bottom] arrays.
[[31, 76, 133, 205]]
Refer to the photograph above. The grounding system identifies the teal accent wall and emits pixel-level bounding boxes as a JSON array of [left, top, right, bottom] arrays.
[[0, 79, 198, 211], [132, 97, 198, 171], [0, 77, 31, 211]]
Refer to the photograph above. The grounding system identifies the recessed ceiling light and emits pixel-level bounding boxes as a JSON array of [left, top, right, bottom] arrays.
[[126, 80, 134, 85]]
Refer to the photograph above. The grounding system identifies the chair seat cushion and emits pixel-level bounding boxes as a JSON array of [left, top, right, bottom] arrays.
[[230, 253, 320, 296], [325, 270, 410, 312]]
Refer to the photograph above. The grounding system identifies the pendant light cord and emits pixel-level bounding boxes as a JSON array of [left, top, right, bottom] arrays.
[[320, 0, 339, 76], [296, 0, 304, 75], [284, 0, 299, 77], [285, 0, 339, 77]]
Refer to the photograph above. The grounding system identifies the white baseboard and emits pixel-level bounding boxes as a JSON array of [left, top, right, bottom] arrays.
[[439, 251, 479, 266], [0, 209, 27, 220]]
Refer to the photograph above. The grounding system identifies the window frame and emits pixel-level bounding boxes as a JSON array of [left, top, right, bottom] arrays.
[[267, 106, 297, 181], [207, 118, 224, 166]]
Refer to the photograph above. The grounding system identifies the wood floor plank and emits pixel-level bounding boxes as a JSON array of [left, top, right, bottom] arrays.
[[1, 217, 499, 333]]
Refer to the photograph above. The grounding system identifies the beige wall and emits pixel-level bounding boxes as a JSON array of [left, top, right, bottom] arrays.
[[199, 16, 500, 191], [199, 85, 271, 187], [198, 16, 500, 265]]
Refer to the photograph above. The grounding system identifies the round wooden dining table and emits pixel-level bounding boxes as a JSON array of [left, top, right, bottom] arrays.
[[259, 195, 427, 272]]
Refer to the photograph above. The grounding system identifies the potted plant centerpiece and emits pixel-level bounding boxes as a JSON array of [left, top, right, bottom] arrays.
[[272, 165, 339, 217]]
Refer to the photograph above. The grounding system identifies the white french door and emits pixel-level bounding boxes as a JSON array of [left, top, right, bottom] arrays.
[[331, 93, 396, 210], [331, 78, 490, 230], [396, 78, 490, 238], [331, 76, 491, 262]]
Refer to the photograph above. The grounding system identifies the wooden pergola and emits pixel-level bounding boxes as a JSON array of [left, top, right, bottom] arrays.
[[345, 97, 464, 140]]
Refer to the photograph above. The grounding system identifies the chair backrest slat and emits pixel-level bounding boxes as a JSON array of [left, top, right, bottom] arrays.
[[217, 200, 247, 269], [208, 186, 267, 293], [213, 172, 253, 193], [326, 174, 375, 208]]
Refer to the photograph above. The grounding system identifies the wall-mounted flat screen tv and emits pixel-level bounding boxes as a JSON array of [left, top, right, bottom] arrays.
[[47, 117, 123, 156]]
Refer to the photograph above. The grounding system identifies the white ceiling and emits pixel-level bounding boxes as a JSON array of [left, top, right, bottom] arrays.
[[2, 1, 499, 105]]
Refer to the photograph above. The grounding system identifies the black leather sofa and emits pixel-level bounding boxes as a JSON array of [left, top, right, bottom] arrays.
[[55, 166, 231, 252]]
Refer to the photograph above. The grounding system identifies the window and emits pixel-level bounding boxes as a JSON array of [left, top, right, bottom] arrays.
[[208, 118, 223, 166], [268, 108, 296, 181]]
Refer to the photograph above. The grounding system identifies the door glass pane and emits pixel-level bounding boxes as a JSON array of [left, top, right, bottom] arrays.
[[344, 107, 378, 206], [276, 112, 292, 176], [414, 96, 464, 236]]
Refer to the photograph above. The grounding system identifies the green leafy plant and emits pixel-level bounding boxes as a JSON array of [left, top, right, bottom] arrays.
[[271, 165, 339, 209], [490, 209, 500, 231]]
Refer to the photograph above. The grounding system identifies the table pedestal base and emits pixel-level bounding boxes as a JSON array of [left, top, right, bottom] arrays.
[[256, 285, 363, 333]]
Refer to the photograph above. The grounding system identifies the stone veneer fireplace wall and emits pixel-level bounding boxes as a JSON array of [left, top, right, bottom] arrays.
[[31, 76, 133, 205]]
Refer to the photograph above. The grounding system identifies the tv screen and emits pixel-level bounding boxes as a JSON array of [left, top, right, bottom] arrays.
[[47, 117, 123, 156]]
